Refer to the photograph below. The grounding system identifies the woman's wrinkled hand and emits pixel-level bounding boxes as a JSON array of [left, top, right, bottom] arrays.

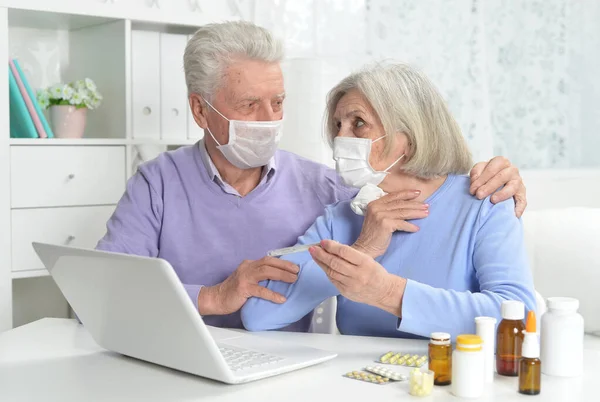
[[309, 240, 406, 316], [353, 190, 429, 259]]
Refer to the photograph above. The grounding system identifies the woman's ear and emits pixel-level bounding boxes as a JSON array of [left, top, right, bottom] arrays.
[[189, 93, 208, 129], [395, 132, 412, 159]]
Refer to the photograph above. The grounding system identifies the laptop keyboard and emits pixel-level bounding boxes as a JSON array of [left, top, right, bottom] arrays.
[[219, 346, 285, 372]]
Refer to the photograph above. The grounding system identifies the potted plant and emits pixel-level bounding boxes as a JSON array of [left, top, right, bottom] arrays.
[[36, 78, 102, 138]]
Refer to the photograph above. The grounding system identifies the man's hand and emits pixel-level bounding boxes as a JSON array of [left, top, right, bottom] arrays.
[[469, 156, 527, 217], [198, 257, 299, 315], [353, 190, 429, 259]]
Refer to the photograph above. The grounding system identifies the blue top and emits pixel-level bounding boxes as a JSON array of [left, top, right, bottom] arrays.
[[241, 175, 537, 339]]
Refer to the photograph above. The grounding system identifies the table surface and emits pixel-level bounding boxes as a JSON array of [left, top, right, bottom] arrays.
[[0, 319, 599, 402]]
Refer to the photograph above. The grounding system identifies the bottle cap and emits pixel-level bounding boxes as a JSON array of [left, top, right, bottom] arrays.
[[501, 300, 525, 320], [547, 297, 579, 312], [456, 334, 483, 352], [475, 316, 497, 326], [525, 310, 536, 333], [522, 311, 540, 358], [430, 332, 451, 345]]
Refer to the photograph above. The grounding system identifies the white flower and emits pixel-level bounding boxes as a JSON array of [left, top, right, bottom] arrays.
[[85, 78, 97, 92], [69, 90, 86, 106], [50, 84, 63, 99], [36, 88, 50, 102], [61, 85, 74, 101], [38, 97, 50, 109], [74, 80, 86, 91]]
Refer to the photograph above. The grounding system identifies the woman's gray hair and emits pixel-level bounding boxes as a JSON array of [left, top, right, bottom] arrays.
[[184, 21, 284, 100], [325, 63, 473, 178]]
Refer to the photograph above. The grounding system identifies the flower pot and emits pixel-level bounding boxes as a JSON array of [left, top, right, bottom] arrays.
[[49, 105, 87, 138]]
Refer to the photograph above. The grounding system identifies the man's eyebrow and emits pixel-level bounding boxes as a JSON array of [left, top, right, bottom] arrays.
[[236, 96, 261, 103], [273, 92, 286, 99]]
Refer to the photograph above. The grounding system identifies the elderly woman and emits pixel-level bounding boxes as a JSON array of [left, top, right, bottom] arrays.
[[240, 63, 536, 339]]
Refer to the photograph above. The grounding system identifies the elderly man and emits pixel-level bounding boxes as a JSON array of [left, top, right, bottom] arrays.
[[96, 21, 527, 332]]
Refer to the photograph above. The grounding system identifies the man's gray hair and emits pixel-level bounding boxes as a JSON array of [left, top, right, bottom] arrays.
[[324, 62, 473, 178], [184, 21, 284, 99]]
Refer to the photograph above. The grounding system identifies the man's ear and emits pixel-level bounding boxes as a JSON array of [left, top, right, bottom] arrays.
[[189, 93, 207, 129]]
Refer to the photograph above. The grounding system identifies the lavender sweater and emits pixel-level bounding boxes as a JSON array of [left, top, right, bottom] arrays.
[[96, 141, 355, 331]]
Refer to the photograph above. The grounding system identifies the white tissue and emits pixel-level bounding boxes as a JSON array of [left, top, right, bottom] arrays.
[[350, 183, 387, 216]]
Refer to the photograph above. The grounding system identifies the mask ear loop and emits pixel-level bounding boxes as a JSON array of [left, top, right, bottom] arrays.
[[371, 135, 405, 173], [200, 96, 231, 147], [383, 154, 405, 172], [200, 96, 231, 122]]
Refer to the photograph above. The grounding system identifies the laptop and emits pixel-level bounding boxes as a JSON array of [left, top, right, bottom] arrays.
[[32, 242, 337, 384]]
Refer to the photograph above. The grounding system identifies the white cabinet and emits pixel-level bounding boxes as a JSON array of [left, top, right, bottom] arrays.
[[0, 0, 239, 331], [10, 146, 126, 208], [11, 206, 116, 272]]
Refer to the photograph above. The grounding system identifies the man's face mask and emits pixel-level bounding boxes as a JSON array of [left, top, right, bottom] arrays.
[[202, 98, 284, 169]]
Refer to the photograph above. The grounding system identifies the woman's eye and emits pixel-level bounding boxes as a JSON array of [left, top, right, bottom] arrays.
[[336, 121, 342, 130], [355, 119, 365, 128]]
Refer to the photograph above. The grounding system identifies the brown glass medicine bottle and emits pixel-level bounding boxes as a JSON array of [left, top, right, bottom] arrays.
[[519, 311, 541, 395], [496, 300, 525, 376], [428, 332, 452, 385]]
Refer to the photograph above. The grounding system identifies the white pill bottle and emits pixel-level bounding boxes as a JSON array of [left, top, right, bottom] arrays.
[[541, 297, 584, 377], [451, 334, 484, 398]]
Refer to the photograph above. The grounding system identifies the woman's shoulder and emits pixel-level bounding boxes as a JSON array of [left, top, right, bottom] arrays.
[[435, 174, 517, 222]]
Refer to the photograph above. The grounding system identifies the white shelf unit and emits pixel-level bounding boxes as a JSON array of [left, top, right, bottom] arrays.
[[0, 2, 227, 330]]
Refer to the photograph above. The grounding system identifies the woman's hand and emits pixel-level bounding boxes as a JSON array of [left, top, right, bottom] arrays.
[[469, 156, 527, 217], [353, 190, 429, 259], [309, 240, 407, 317]]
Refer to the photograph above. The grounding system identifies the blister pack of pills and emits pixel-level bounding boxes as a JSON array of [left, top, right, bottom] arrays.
[[365, 365, 409, 381], [378, 351, 428, 367], [343, 370, 393, 385], [343, 366, 409, 385]]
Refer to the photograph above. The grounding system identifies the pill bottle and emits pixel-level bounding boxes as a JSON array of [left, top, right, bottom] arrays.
[[541, 297, 584, 377], [519, 311, 541, 395], [474, 316, 497, 383], [451, 334, 484, 398], [496, 300, 525, 376], [428, 332, 451, 385]]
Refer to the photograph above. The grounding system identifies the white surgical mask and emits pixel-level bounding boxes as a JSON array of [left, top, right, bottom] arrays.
[[333, 135, 404, 188], [203, 98, 283, 169]]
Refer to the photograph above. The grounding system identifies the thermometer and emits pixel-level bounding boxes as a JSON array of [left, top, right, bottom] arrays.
[[267, 243, 320, 257]]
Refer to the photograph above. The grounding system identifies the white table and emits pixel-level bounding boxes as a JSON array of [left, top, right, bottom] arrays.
[[1, 319, 599, 401]]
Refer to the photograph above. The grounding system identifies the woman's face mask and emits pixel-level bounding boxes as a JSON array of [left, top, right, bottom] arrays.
[[332, 90, 405, 188], [333, 135, 404, 188], [202, 98, 283, 170]]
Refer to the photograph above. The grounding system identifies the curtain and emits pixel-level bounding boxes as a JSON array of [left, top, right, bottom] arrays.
[[252, 0, 600, 168]]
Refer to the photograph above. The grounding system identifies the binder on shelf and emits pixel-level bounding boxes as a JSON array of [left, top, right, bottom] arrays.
[[131, 30, 161, 140], [160, 33, 188, 141], [9, 60, 46, 138], [8, 67, 38, 138], [12, 59, 54, 138]]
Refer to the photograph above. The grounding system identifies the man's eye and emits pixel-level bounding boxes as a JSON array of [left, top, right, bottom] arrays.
[[355, 119, 365, 128], [336, 121, 342, 130]]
